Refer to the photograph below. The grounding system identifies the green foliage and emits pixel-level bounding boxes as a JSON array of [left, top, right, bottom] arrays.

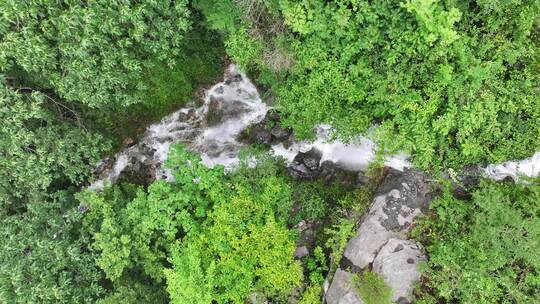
[[195, 0, 292, 76], [82, 146, 302, 303], [0, 79, 107, 207], [278, 0, 540, 169], [305, 246, 328, 286], [0, 191, 104, 303], [291, 181, 330, 223], [412, 181, 540, 303], [96, 273, 168, 304], [83, 30, 224, 150], [0, 0, 191, 108], [298, 284, 322, 304], [352, 271, 393, 304], [166, 148, 302, 303], [325, 218, 356, 273], [202, 0, 540, 169]]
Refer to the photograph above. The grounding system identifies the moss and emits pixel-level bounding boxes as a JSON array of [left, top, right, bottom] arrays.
[[352, 272, 393, 304]]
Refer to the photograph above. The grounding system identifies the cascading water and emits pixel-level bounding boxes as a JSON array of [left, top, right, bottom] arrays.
[[485, 152, 540, 181], [89, 65, 267, 190], [271, 125, 410, 172], [89, 65, 411, 190], [89, 64, 539, 190]]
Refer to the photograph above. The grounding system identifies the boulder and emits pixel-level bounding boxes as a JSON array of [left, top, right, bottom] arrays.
[[249, 124, 272, 145], [270, 124, 292, 143], [294, 246, 309, 259], [326, 169, 432, 304], [325, 269, 364, 304], [372, 239, 426, 304], [123, 137, 135, 147], [287, 148, 322, 180], [205, 95, 251, 126], [343, 169, 431, 269]]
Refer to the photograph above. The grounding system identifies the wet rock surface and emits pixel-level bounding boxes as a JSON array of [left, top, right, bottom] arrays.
[[243, 109, 293, 146], [89, 64, 267, 190], [287, 148, 322, 180], [326, 169, 432, 304]]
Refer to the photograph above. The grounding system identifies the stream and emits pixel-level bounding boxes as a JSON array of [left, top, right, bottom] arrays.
[[89, 65, 539, 190]]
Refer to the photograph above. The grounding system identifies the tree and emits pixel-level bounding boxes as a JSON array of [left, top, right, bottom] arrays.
[[0, 0, 191, 108], [81, 146, 302, 303], [0, 190, 104, 303], [198, 0, 540, 169], [0, 78, 107, 208]]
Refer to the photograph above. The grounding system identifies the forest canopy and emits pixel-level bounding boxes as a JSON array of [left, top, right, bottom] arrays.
[[197, 0, 540, 170], [0, 0, 539, 303]]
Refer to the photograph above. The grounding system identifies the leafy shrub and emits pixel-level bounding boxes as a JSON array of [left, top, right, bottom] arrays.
[[412, 181, 540, 303], [352, 272, 393, 304], [0, 80, 108, 207], [325, 218, 356, 274], [278, 0, 540, 169], [200, 0, 540, 169], [81, 146, 302, 303], [298, 284, 323, 304]]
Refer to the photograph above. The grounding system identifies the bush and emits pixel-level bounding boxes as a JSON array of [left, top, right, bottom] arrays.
[[199, 0, 540, 170], [0, 191, 105, 303], [412, 181, 540, 303], [0, 0, 192, 108], [80, 146, 303, 303]]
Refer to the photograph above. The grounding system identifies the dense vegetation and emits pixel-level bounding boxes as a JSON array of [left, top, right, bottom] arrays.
[[78, 146, 371, 303], [413, 181, 540, 303], [0, 0, 538, 303], [197, 0, 540, 170]]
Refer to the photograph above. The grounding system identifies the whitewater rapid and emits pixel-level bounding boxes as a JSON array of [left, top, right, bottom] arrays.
[[89, 64, 539, 190]]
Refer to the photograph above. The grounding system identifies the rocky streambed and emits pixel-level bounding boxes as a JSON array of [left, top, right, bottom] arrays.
[[89, 64, 411, 190]]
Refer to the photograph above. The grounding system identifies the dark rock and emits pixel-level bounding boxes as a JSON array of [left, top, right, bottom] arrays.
[[92, 157, 114, 177], [248, 124, 272, 145], [118, 158, 157, 185], [356, 171, 370, 187], [205, 95, 251, 126], [266, 110, 280, 122], [123, 137, 135, 147], [338, 256, 363, 274], [397, 297, 410, 304], [458, 165, 483, 189], [319, 160, 339, 185], [297, 149, 321, 171], [287, 148, 322, 180], [452, 165, 484, 199], [224, 71, 243, 84], [270, 125, 292, 143]]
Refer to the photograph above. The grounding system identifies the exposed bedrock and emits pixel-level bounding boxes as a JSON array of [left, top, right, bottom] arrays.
[[326, 169, 432, 304]]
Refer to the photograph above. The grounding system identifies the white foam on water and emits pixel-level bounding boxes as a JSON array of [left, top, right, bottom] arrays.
[[89, 64, 415, 191], [485, 152, 540, 181], [271, 125, 411, 172], [89, 65, 268, 190]]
